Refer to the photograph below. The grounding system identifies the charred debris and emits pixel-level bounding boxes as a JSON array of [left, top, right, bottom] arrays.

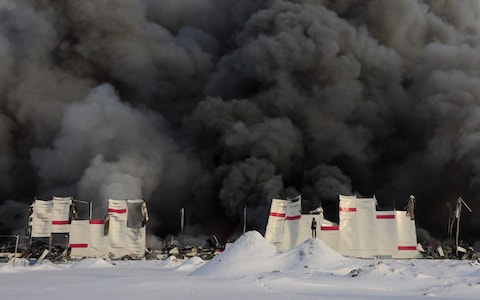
[[0, 199, 228, 264], [418, 197, 477, 260], [0, 234, 228, 264]]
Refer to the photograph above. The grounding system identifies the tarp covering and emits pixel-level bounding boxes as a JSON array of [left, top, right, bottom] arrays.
[[264, 194, 419, 259], [51, 196, 73, 233], [355, 197, 377, 256], [395, 211, 418, 258], [89, 220, 107, 257], [319, 219, 339, 251], [264, 198, 288, 248], [339, 195, 358, 256], [107, 199, 148, 258], [31, 199, 53, 238], [28, 196, 148, 259], [69, 220, 90, 258], [108, 199, 128, 258], [376, 211, 397, 257], [126, 199, 147, 258], [126, 227, 146, 259], [284, 197, 301, 251]]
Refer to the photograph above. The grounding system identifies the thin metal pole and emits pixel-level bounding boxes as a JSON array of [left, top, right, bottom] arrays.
[[180, 208, 185, 235], [243, 204, 247, 234], [456, 207, 460, 256], [14, 234, 19, 255], [89, 202, 93, 220]]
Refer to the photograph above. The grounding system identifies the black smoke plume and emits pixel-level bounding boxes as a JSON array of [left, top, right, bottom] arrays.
[[1, 0, 479, 242]]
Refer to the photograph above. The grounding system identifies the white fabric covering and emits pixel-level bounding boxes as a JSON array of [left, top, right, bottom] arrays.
[[69, 220, 90, 258], [264, 194, 419, 259], [126, 199, 147, 258], [264, 198, 288, 249], [284, 198, 301, 251], [51, 196, 73, 233], [31, 199, 53, 238], [28, 197, 148, 259], [108, 199, 128, 258], [89, 220, 107, 257]]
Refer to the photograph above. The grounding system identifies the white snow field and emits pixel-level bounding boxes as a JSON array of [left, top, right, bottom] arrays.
[[1, 231, 479, 300]]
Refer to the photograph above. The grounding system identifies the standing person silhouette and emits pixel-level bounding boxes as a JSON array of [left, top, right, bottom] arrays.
[[311, 217, 317, 238]]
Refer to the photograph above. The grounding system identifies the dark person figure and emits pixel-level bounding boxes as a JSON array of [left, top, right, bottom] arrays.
[[311, 217, 317, 238]]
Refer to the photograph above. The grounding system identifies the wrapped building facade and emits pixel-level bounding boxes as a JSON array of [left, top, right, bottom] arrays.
[[29, 197, 148, 259], [265, 194, 419, 259]]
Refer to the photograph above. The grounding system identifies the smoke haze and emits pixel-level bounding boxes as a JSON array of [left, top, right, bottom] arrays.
[[1, 0, 480, 241]]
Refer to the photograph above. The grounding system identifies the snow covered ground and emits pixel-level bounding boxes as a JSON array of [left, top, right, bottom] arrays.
[[1, 231, 479, 300]]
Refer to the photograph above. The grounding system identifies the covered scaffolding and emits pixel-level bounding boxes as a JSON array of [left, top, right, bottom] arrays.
[[106, 199, 147, 259], [264, 194, 419, 259], [28, 197, 148, 259]]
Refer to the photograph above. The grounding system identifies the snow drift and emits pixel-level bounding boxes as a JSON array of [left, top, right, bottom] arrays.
[[191, 230, 348, 276]]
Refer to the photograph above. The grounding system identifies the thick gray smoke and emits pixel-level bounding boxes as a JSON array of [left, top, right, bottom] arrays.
[[1, 0, 480, 242]]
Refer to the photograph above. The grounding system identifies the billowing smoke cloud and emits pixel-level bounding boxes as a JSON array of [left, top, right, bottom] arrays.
[[1, 0, 480, 242]]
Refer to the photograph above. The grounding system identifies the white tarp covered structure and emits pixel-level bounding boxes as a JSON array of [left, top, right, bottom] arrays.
[[126, 199, 147, 258], [29, 197, 148, 259], [69, 220, 90, 258], [51, 196, 73, 233], [108, 199, 128, 258], [264, 198, 287, 249], [106, 199, 147, 259], [69, 219, 108, 259], [264, 194, 419, 259], [31, 199, 53, 238], [89, 220, 108, 257], [284, 196, 301, 251]]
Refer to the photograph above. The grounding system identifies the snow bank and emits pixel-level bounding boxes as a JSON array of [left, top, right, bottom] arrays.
[[190, 231, 278, 276], [191, 231, 346, 277], [174, 256, 205, 272], [155, 255, 185, 269], [0, 258, 31, 273], [215, 230, 279, 259], [69, 258, 114, 269], [276, 238, 347, 271]]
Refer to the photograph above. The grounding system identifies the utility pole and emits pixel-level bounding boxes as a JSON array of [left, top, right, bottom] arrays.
[[180, 208, 185, 235]]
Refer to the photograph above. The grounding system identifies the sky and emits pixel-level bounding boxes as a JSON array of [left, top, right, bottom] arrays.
[[1, 231, 479, 300], [1, 0, 480, 243]]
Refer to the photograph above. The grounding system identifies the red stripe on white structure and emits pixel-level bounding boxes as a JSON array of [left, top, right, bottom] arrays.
[[376, 215, 395, 219], [286, 215, 301, 220], [398, 246, 417, 251], [52, 220, 69, 225], [339, 207, 356, 212], [70, 243, 88, 248], [321, 226, 339, 231], [89, 220, 105, 224], [108, 208, 127, 214], [269, 212, 286, 218]]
